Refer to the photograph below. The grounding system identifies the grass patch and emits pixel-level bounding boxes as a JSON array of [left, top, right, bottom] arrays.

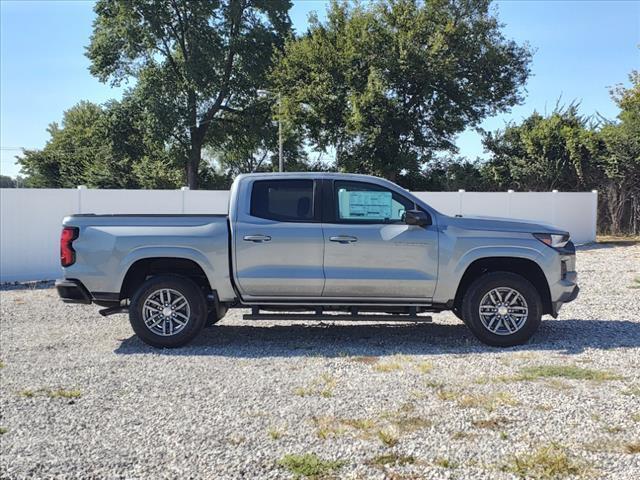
[[625, 442, 640, 454], [603, 425, 624, 434], [435, 387, 458, 401], [341, 418, 376, 431], [451, 431, 477, 440], [622, 385, 640, 396], [628, 278, 640, 289], [278, 453, 345, 478], [632, 413, 640, 422], [415, 361, 433, 374], [370, 453, 415, 467], [514, 365, 622, 382], [434, 457, 458, 469], [312, 416, 347, 440], [377, 429, 399, 447], [19, 389, 35, 398], [0, 427, 7, 435], [503, 444, 587, 479], [0, 360, 4, 368]]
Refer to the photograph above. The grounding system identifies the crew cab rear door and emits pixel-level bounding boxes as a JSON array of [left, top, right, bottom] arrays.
[[232, 178, 325, 298], [321, 179, 438, 299]]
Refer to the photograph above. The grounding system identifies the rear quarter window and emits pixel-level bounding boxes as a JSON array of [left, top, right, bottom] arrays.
[[250, 179, 315, 222]]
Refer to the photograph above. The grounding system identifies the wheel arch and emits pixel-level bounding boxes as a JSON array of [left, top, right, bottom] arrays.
[[119, 252, 214, 300], [454, 257, 552, 316]]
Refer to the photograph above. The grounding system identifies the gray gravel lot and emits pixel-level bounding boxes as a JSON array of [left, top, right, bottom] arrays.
[[1, 244, 639, 479]]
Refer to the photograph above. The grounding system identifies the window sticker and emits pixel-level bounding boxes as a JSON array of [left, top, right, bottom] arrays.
[[338, 189, 393, 219]]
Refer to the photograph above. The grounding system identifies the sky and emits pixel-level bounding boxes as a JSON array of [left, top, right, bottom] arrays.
[[1, 0, 638, 179]]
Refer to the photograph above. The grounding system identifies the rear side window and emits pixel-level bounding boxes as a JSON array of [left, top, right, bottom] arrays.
[[250, 180, 315, 222]]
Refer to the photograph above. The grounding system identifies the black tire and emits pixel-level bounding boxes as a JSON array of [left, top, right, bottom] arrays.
[[461, 272, 542, 347], [206, 304, 228, 327], [129, 275, 207, 348]]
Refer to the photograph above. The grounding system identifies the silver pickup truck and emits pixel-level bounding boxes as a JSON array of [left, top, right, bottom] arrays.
[[56, 173, 579, 348]]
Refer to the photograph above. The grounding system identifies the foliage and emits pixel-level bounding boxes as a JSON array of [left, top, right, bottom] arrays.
[[87, 0, 292, 188], [0, 175, 16, 188], [272, 0, 531, 181], [277, 453, 345, 478], [17, 99, 181, 189], [481, 104, 606, 191]]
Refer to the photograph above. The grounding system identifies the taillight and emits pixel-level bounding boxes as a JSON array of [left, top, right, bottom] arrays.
[[60, 227, 79, 267]]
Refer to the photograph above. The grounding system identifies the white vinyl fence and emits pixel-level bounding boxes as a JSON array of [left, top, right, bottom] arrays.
[[0, 187, 597, 283]]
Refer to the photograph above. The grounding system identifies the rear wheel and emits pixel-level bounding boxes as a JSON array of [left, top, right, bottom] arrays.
[[461, 272, 542, 347], [129, 275, 207, 348]]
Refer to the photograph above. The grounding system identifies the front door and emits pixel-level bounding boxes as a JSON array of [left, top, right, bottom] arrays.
[[322, 180, 438, 299], [233, 178, 325, 298]]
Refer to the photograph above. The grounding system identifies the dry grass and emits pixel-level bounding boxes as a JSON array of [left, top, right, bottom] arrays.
[[349, 356, 379, 365], [513, 365, 622, 382], [377, 429, 399, 447], [625, 442, 640, 454], [434, 457, 458, 469], [503, 444, 588, 479], [294, 373, 336, 398], [472, 416, 511, 430]]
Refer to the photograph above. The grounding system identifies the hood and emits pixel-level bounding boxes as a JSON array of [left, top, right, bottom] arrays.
[[443, 214, 567, 235]]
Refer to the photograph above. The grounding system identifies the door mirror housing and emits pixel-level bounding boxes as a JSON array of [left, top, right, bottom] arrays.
[[404, 209, 431, 227]]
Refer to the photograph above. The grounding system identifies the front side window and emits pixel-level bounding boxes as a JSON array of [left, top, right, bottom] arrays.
[[334, 181, 414, 223], [250, 179, 314, 222]]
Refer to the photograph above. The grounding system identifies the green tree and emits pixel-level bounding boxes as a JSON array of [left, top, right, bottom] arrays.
[[272, 0, 531, 181], [600, 72, 640, 234], [0, 175, 16, 188], [87, 0, 292, 189], [481, 105, 606, 191], [17, 99, 182, 189]]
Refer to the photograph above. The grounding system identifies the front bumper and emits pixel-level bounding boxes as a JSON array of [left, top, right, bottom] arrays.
[[55, 279, 92, 304]]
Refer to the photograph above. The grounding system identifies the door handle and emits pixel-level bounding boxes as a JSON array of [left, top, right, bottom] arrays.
[[329, 235, 358, 244], [243, 234, 271, 243]]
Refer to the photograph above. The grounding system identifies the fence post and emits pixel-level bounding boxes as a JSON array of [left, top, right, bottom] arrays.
[[551, 189, 558, 226], [591, 190, 598, 243], [180, 186, 189, 214], [77, 185, 86, 213], [458, 189, 465, 216]]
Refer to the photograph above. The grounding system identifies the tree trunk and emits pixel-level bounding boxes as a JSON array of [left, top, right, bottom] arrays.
[[187, 142, 201, 190]]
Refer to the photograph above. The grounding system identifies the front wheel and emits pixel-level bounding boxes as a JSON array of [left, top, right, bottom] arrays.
[[461, 272, 542, 347], [129, 275, 207, 348]]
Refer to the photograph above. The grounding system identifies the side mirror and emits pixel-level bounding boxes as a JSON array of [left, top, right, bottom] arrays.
[[404, 209, 431, 227]]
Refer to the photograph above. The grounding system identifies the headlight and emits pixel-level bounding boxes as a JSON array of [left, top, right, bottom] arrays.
[[533, 233, 570, 249]]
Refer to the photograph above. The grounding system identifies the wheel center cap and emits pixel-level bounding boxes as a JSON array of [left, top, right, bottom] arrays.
[[162, 306, 173, 317], [498, 306, 508, 316]]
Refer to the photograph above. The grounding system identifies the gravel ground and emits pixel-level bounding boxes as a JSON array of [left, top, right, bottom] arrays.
[[1, 244, 639, 479]]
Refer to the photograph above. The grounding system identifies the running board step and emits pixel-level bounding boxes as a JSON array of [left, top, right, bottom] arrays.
[[242, 313, 432, 322]]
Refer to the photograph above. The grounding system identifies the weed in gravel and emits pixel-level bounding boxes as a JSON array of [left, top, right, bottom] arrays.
[[500, 431, 508, 440], [378, 429, 399, 447], [268, 428, 285, 440], [434, 457, 458, 469], [632, 413, 640, 422], [374, 360, 403, 373], [503, 444, 587, 479], [0, 427, 7, 435], [415, 361, 433, 374], [472, 416, 511, 430], [625, 442, 640, 454], [341, 418, 376, 431], [603, 425, 624, 434], [0, 360, 4, 368], [628, 277, 640, 289], [622, 385, 640, 396], [515, 365, 622, 382], [46, 389, 82, 399], [19, 389, 35, 398], [312, 416, 346, 440], [435, 387, 458, 401], [349, 356, 379, 365], [295, 374, 336, 398], [370, 453, 416, 466], [278, 453, 345, 478], [451, 431, 477, 440]]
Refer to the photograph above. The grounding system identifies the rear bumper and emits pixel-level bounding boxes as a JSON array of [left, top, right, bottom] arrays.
[[55, 279, 92, 304]]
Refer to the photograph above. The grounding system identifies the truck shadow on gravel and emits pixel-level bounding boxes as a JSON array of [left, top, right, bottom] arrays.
[[114, 318, 640, 357]]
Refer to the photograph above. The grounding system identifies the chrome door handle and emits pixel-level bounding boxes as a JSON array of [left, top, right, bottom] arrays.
[[243, 234, 271, 243], [329, 235, 358, 244]]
